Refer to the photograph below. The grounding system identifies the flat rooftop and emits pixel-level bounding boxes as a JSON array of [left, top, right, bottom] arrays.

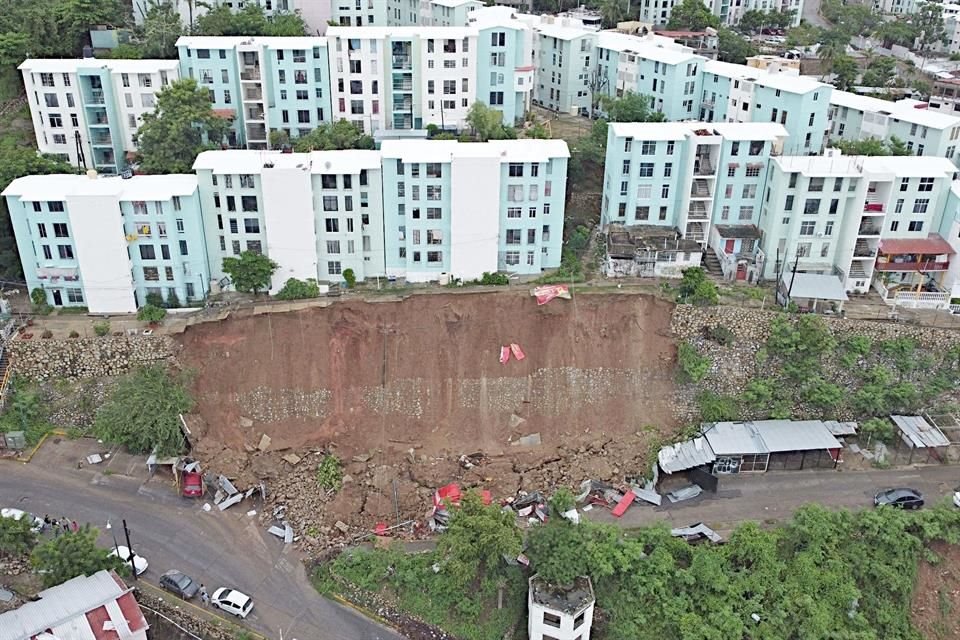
[[530, 575, 594, 614], [176, 35, 327, 48], [705, 59, 827, 94], [609, 121, 786, 141], [193, 149, 382, 174], [19, 58, 179, 72], [830, 90, 960, 129], [2, 173, 198, 201], [607, 224, 702, 258]]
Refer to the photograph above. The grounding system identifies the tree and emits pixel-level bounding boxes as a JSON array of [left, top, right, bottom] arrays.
[[677, 267, 718, 305], [817, 40, 846, 80], [599, 0, 629, 28], [266, 11, 309, 36], [194, 4, 306, 37], [786, 22, 822, 48], [292, 119, 374, 151], [915, 2, 947, 58], [859, 417, 895, 444], [527, 120, 550, 139], [718, 26, 758, 64], [135, 79, 231, 173], [136, 303, 167, 323], [222, 250, 279, 294], [873, 19, 916, 49], [138, 1, 183, 59], [527, 519, 628, 586], [832, 136, 911, 156], [667, 0, 720, 31], [600, 92, 665, 123], [860, 55, 896, 87], [830, 54, 858, 90], [275, 277, 320, 300], [0, 515, 36, 558], [342, 268, 357, 288], [0, 150, 76, 278], [94, 365, 193, 456], [54, 0, 126, 56], [31, 524, 125, 587], [438, 492, 521, 588], [466, 102, 505, 141], [269, 129, 290, 149]]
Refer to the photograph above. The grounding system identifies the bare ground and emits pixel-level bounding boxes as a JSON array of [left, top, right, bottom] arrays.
[[174, 291, 680, 548], [913, 542, 960, 640]]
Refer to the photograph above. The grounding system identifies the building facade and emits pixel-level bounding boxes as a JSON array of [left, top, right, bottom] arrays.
[[2, 173, 210, 313], [134, 0, 332, 33], [20, 58, 180, 174]]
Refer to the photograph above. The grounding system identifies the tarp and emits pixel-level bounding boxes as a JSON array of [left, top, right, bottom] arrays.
[[532, 285, 571, 305], [510, 343, 525, 360], [434, 483, 462, 507], [499, 346, 511, 364], [611, 490, 635, 517]]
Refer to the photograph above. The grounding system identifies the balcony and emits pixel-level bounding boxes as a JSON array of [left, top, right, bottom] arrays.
[[392, 55, 412, 70], [392, 79, 413, 91], [853, 240, 877, 258], [863, 201, 884, 213], [243, 86, 263, 101], [690, 179, 710, 198], [687, 202, 709, 220], [246, 123, 267, 141], [858, 221, 882, 236], [693, 158, 714, 176], [875, 258, 950, 272], [87, 89, 105, 105], [240, 67, 261, 81], [90, 131, 112, 146], [393, 99, 413, 112], [245, 106, 265, 121]]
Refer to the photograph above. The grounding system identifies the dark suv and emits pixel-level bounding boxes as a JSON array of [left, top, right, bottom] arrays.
[[874, 488, 924, 509], [160, 570, 200, 599]]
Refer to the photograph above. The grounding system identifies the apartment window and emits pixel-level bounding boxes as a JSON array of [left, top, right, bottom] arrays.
[[739, 206, 753, 221], [326, 240, 341, 255], [909, 220, 924, 231], [66, 288, 83, 303], [52, 134, 66, 145], [900, 177, 909, 192], [443, 80, 456, 95], [803, 199, 819, 214], [48, 113, 62, 128], [666, 141, 675, 154], [179, 240, 188, 256], [529, 207, 537, 218], [621, 160, 630, 175], [640, 141, 656, 155], [139, 245, 156, 260], [824, 221, 834, 236], [509, 163, 524, 177], [327, 261, 342, 275], [746, 166, 761, 178], [808, 178, 824, 192], [506, 229, 522, 244], [661, 185, 670, 198], [231, 240, 241, 255], [325, 218, 339, 233], [741, 185, 757, 198], [241, 196, 258, 212], [913, 198, 929, 214], [890, 220, 900, 232], [635, 206, 650, 221], [42, 245, 52, 260], [48, 201, 65, 212], [797, 242, 811, 257], [505, 250, 519, 266], [40, 73, 54, 87], [426, 163, 441, 178], [427, 208, 441, 220], [789, 173, 798, 188], [918, 177, 934, 192], [427, 185, 442, 200], [800, 221, 816, 236], [895, 199, 904, 213], [727, 166, 736, 178], [508, 207, 522, 218], [143, 266, 159, 281], [638, 163, 654, 177], [323, 196, 339, 211], [785, 195, 794, 211], [244, 218, 260, 234]]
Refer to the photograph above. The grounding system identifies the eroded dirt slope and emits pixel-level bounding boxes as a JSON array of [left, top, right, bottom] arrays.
[[177, 291, 678, 461]]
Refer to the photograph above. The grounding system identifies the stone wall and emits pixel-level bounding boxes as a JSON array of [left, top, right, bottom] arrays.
[[8, 336, 175, 381], [136, 589, 240, 640]]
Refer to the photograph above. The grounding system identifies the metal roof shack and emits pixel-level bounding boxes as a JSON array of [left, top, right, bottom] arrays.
[[891, 415, 950, 448], [704, 421, 768, 455], [658, 436, 716, 474], [751, 420, 844, 452], [0, 570, 148, 640]]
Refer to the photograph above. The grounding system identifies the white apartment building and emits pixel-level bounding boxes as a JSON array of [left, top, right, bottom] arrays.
[[20, 58, 180, 174], [134, 0, 333, 34], [326, 27, 479, 133]]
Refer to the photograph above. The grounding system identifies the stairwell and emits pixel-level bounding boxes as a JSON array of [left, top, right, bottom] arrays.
[[703, 251, 723, 276]]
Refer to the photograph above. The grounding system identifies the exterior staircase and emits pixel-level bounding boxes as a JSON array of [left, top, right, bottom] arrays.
[[703, 251, 723, 276]]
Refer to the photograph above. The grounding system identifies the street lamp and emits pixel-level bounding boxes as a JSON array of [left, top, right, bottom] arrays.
[[107, 519, 138, 580]]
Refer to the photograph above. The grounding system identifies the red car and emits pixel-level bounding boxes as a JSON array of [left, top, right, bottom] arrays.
[[182, 471, 204, 497]]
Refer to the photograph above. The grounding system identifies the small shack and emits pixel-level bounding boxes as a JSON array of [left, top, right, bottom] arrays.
[[777, 272, 848, 313], [890, 415, 951, 463]]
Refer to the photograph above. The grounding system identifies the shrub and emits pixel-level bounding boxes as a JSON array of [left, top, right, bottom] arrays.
[[697, 391, 739, 422], [68, 330, 80, 339], [704, 324, 736, 346], [478, 272, 509, 286], [145, 292, 165, 308], [678, 342, 710, 382], [93, 322, 110, 337], [342, 268, 357, 289], [137, 304, 167, 323], [549, 488, 575, 515], [859, 417, 895, 444], [677, 267, 718, 306], [165, 290, 181, 308], [30, 288, 46, 306], [41, 330, 52, 339], [316, 454, 342, 491], [276, 277, 320, 300]]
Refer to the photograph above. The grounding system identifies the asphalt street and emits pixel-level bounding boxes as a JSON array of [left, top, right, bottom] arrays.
[[0, 458, 403, 640]]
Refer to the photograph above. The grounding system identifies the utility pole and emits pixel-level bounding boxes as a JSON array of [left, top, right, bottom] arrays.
[[122, 519, 137, 580], [785, 251, 800, 307]]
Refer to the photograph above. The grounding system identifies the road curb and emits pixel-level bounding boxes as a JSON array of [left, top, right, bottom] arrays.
[[137, 580, 269, 640], [0, 429, 66, 464], [328, 592, 395, 630]]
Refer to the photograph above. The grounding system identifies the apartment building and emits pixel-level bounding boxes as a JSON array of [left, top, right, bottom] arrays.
[[701, 59, 832, 155], [602, 121, 787, 281], [331, 0, 390, 26], [134, 0, 333, 33], [2, 172, 210, 313], [639, 0, 802, 27], [380, 139, 568, 280], [828, 90, 960, 166], [533, 21, 594, 115], [759, 152, 957, 298], [20, 58, 180, 174], [177, 36, 333, 149]]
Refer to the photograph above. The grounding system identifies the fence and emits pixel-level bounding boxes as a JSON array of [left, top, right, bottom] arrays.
[[873, 279, 951, 309]]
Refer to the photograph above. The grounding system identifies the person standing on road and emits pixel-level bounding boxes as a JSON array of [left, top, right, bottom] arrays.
[[199, 584, 208, 605]]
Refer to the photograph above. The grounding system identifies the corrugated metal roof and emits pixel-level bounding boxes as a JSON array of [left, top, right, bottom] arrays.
[[779, 272, 849, 302], [658, 436, 716, 474], [891, 415, 950, 448], [752, 420, 842, 453], [704, 421, 768, 456], [0, 571, 129, 640], [824, 421, 858, 436], [879, 234, 955, 256]]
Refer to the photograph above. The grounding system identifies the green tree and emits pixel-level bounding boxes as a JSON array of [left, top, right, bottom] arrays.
[[466, 101, 505, 141], [599, 92, 665, 123], [0, 515, 36, 558], [786, 22, 822, 47], [54, 0, 126, 56], [667, 0, 720, 30], [861, 55, 897, 87], [718, 26, 759, 64], [737, 9, 768, 33], [830, 54, 858, 90], [135, 79, 232, 173], [269, 128, 290, 148], [678, 342, 711, 382], [138, 1, 183, 59], [222, 251, 278, 294], [859, 417, 894, 444], [265, 11, 309, 36], [527, 121, 550, 139], [915, 2, 947, 57], [31, 524, 124, 587], [873, 20, 916, 49], [599, 0, 630, 28], [94, 365, 193, 456], [136, 303, 166, 323], [275, 277, 320, 300], [437, 492, 521, 588], [342, 268, 356, 288], [832, 137, 906, 156], [677, 267, 718, 305], [292, 119, 374, 151], [527, 519, 630, 586]]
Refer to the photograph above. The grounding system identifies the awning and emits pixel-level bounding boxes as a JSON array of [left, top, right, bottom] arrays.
[[879, 234, 955, 256], [780, 272, 848, 301], [658, 437, 716, 474], [890, 415, 950, 448]]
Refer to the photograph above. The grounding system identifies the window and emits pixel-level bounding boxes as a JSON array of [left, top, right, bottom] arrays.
[[909, 220, 925, 231], [427, 208, 441, 220], [640, 141, 656, 155], [326, 240, 341, 254], [913, 198, 929, 214], [808, 178, 824, 192], [506, 229, 522, 244], [239, 175, 254, 188], [918, 177, 934, 192], [895, 199, 904, 213], [800, 221, 816, 236], [797, 242, 811, 257], [52, 222, 68, 238], [803, 199, 820, 214], [505, 250, 519, 266], [661, 185, 670, 198], [742, 185, 757, 198], [900, 177, 909, 192], [890, 220, 900, 232], [244, 218, 260, 233], [179, 240, 188, 256], [507, 207, 522, 218], [509, 163, 524, 177], [427, 185, 442, 200], [727, 166, 736, 178], [426, 163, 441, 178], [241, 196, 258, 212], [427, 251, 442, 263], [821, 242, 831, 258], [789, 173, 798, 188], [143, 266, 159, 281], [139, 245, 156, 260], [48, 201, 64, 212], [325, 218, 339, 233], [829, 199, 839, 214], [731, 142, 740, 156], [543, 613, 561, 628], [232, 240, 241, 255], [42, 245, 52, 260], [165, 266, 174, 280], [328, 261, 342, 275], [739, 206, 753, 220], [622, 160, 630, 175], [785, 195, 794, 211], [48, 113, 62, 128], [666, 141, 675, 154], [66, 288, 83, 303], [746, 165, 761, 178], [635, 206, 650, 220], [664, 163, 672, 177], [638, 163, 654, 177], [323, 196, 338, 211], [321, 174, 337, 189]]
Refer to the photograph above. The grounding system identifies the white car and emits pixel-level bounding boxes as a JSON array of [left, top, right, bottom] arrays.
[[1, 508, 45, 532], [211, 587, 254, 619], [954, 491, 960, 508], [108, 545, 148, 576]]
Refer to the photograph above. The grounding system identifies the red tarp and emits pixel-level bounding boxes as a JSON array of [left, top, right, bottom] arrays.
[[499, 346, 511, 364], [510, 343, 525, 360], [434, 483, 462, 508], [533, 284, 571, 305], [481, 490, 493, 505], [611, 490, 636, 518]]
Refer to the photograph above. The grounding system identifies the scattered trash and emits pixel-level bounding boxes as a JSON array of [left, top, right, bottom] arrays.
[[282, 453, 302, 466], [671, 523, 723, 544], [246, 510, 257, 517], [432, 563, 441, 574], [85, 453, 103, 465], [257, 434, 272, 452], [510, 432, 542, 447], [202, 503, 212, 512], [561, 509, 580, 525], [499, 346, 511, 364], [531, 284, 571, 305], [611, 490, 636, 517], [0, 588, 13, 603], [458, 452, 485, 469], [374, 522, 389, 536], [267, 525, 287, 539], [582, 504, 593, 512], [218, 493, 243, 511], [510, 343, 525, 360], [666, 484, 703, 503], [516, 553, 530, 567], [631, 486, 663, 507], [352, 453, 371, 463]]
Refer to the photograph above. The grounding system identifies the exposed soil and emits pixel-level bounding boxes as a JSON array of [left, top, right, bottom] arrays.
[[912, 541, 960, 640], [174, 291, 680, 549]]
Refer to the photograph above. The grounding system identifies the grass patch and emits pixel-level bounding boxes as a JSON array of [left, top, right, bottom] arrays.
[[314, 545, 526, 640]]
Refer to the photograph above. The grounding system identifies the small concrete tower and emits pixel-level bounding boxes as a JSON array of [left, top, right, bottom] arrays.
[[528, 575, 595, 640]]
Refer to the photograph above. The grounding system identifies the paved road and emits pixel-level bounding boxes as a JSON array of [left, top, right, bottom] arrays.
[[801, 0, 829, 28], [590, 464, 960, 532], [0, 460, 403, 640]]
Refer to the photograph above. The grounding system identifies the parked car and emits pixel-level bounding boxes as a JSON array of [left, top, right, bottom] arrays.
[[109, 545, 148, 575], [159, 570, 200, 599], [874, 488, 924, 509], [1, 508, 45, 532], [953, 489, 960, 508], [211, 587, 254, 618], [181, 471, 204, 498]]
